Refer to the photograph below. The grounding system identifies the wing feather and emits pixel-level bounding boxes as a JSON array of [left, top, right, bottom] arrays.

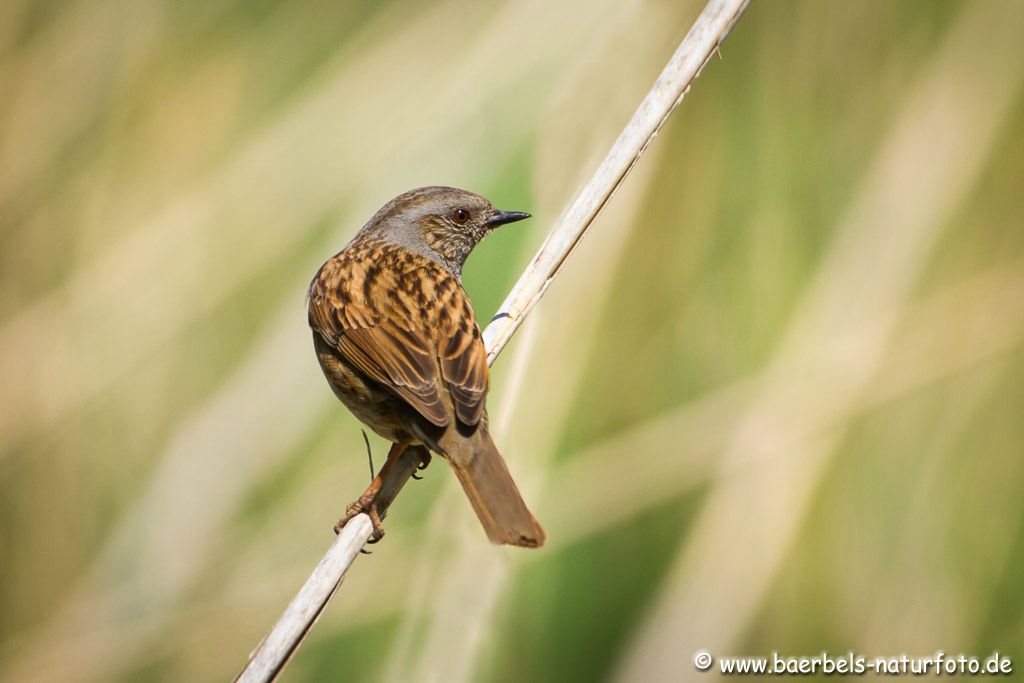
[[309, 244, 488, 429]]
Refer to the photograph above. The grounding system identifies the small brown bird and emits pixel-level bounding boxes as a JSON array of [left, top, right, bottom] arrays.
[[308, 186, 546, 548]]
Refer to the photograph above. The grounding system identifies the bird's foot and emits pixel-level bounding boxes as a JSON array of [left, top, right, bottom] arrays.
[[335, 493, 385, 544], [411, 450, 432, 480]]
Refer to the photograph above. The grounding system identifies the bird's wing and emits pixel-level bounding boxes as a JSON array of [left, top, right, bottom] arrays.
[[308, 251, 449, 427], [310, 248, 490, 428], [437, 290, 488, 427]]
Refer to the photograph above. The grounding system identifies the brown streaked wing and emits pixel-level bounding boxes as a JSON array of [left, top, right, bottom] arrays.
[[439, 293, 488, 426], [309, 257, 449, 427], [339, 323, 448, 426]]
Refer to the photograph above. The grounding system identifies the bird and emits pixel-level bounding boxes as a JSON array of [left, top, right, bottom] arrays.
[[307, 186, 546, 548]]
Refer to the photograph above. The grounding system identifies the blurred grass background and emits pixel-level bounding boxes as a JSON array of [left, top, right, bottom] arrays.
[[2, 0, 1023, 681]]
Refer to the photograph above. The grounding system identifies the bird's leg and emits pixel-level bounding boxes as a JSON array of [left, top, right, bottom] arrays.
[[361, 429, 374, 481], [335, 441, 408, 542], [411, 450, 432, 480]]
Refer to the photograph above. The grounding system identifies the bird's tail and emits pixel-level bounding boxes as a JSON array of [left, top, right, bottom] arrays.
[[438, 425, 546, 548]]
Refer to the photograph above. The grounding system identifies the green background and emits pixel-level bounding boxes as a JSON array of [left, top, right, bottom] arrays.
[[1, 1, 1022, 680]]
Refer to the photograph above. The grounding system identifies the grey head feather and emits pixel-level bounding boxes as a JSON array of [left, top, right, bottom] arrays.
[[357, 186, 497, 280]]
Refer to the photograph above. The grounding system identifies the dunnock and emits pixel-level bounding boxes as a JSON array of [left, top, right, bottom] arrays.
[[308, 186, 545, 548]]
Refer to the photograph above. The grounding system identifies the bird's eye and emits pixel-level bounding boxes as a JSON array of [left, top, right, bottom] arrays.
[[452, 208, 470, 224]]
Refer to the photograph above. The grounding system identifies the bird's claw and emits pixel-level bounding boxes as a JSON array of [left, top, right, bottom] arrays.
[[335, 493, 386, 547], [411, 451, 432, 480]]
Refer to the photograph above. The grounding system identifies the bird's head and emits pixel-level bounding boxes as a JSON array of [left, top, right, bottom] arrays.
[[363, 186, 530, 277]]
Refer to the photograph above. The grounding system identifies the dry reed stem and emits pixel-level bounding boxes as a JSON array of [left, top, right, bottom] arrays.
[[235, 1, 750, 680]]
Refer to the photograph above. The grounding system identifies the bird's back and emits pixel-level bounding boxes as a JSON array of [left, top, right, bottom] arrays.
[[308, 236, 490, 436]]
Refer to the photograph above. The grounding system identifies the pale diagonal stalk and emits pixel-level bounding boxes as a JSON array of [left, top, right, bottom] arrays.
[[235, 1, 751, 681]]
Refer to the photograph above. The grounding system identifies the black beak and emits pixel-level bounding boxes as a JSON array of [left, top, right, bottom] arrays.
[[486, 210, 531, 228]]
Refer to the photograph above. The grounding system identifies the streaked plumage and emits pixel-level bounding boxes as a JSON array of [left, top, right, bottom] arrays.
[[308, 186, 545, 548]]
